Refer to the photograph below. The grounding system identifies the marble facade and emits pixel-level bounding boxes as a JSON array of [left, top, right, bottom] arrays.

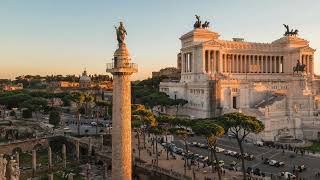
[[160, 27, 320, 141]]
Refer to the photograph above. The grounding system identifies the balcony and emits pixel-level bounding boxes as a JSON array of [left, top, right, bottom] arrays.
[[106, 62, 138, 74]]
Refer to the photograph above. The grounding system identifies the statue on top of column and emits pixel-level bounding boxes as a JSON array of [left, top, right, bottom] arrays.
[[114, 22, 127, 47]]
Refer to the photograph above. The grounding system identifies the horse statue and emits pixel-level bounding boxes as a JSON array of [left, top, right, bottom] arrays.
[[283, 24, 299, 36], [290, 29, 299, 36], [293, 60, 306, 74], [202, 21, 210, 28], [194, 15, 202, 29]]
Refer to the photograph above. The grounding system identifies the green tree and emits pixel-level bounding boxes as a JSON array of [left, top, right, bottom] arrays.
[[149, 126, 164, 167], [21, 97, 48, 121], [171, 99, 188, 117], [132, 104, 157, 148], [70, 92, 85, 135], [49, 111, 61, 128], [218, 112, 264, 180], [176, 129, 191, 175], [132, 119, 143, 163], [192, 120, 224, 179], [22, 109, 32, 119]]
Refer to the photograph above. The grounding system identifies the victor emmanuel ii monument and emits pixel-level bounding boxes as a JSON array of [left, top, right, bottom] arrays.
[[106, 22, 137, 180], [160, 15, 320, 142]]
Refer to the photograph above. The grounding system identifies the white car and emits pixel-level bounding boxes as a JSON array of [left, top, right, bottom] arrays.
[[224, 150, 233, 155], [269, 160, 277, 166], [281, 172, 296, 179], [215, 147, 225, 153], [230, 151, 238, 156], [90, 122, 97, 126]]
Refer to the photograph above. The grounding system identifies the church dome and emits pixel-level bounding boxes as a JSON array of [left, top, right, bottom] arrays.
[[79, 70, 91, 83]]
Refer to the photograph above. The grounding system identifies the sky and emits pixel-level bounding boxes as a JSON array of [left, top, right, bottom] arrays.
[[0, 0, 319, 80]]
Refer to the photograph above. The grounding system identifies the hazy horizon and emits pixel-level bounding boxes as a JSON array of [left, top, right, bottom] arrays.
[[1, 0, 320, 80]]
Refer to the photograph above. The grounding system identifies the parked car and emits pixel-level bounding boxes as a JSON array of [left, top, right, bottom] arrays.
[[245, 154, 255, 161], [281, 172, 296, 179], [246, 167, 253, 174], [263, 158, 270, 165], [295, 165, 306, 172], [215, 147, 225, 153], [254, 141, 264, 146], [224, 150, 233, 155], [230, 151, 238, 157], [191, 142, 198, 146], [275, 161, 285, 167], [253, 168, 261, 176], [269, 160, 277, 166], [213, 160, 224, 167], [90, 122, 97, 126], [199, 143, 207, 148]]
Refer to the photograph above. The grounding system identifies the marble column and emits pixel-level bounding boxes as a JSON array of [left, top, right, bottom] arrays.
[[273, 57, 276, 73], [269, 56, 272, 73], [310, 56, 314, 74], [228, 55, 232, 73], [106, 40, 137, 180], [212, 50, 216, 73], [62, 144, 67, 168], [32, 150, 36, 176], [305, 55, 308, 73], [239, 55, 242, 73], [48, 147, 52, 171]]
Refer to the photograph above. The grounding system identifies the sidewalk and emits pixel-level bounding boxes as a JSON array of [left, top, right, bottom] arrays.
[[132, 135, 250, 180]]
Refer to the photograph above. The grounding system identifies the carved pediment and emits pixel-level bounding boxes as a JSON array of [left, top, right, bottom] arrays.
[[299, 46, 316, 53], [202, 40, 222, 47]]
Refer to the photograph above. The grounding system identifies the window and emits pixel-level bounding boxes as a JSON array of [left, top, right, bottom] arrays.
[[232, 96, 237, 109]]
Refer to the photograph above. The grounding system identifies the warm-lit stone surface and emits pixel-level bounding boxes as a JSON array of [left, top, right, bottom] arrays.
[[160, 27, 320, 142]]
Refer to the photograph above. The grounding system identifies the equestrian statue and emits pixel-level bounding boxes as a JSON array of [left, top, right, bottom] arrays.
[[293, 60, 306, 74]]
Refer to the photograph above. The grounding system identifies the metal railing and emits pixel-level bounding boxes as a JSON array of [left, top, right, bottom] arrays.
[[106, 62, 138, 70]]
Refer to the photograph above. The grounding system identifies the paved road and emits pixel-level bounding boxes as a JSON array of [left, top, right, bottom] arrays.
[[173, 135, 320, 180], [61, 113, 111, 135]]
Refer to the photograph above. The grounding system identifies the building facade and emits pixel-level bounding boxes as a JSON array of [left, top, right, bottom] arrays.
[[152, 67, 181, 80], [160, 26, 320, 141]]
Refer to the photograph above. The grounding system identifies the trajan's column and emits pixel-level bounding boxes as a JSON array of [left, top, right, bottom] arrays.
[[106, 22, 137, 180]]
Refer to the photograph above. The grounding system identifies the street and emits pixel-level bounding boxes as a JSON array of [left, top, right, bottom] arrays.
[[173, 135, 320, 180]]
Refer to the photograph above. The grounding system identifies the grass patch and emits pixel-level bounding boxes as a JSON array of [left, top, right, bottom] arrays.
[[305, 141, 320, 153]]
